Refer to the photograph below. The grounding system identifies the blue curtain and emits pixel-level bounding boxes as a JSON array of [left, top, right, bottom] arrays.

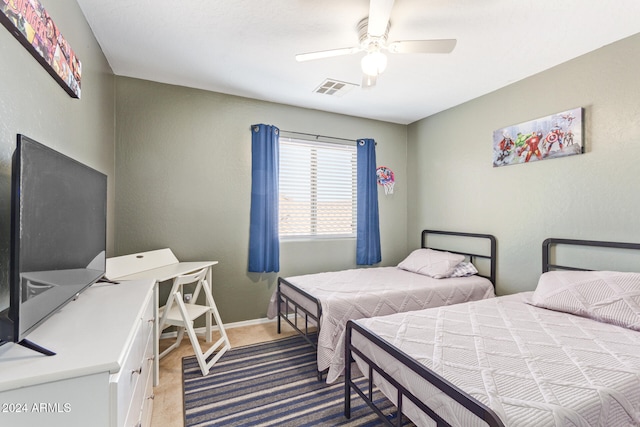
[[248, 124, 280, 272], [356, 138, 381, 265]]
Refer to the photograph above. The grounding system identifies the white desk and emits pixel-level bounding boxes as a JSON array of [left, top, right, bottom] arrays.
[[106, 250, 230, 380], [114, 261, 217, 284]]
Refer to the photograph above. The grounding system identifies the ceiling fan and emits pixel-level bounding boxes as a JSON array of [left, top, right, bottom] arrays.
[[295, 0, 456, 88]]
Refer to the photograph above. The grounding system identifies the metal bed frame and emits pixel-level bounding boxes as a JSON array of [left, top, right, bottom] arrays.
[[344, 237, 640, 427], [275, 229, 497, 379]]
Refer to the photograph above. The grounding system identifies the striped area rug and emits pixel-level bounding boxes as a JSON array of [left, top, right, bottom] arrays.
[[182, 334, 413, 426]]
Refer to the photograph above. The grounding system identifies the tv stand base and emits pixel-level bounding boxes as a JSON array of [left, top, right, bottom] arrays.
[[18, 338, 56, 356]]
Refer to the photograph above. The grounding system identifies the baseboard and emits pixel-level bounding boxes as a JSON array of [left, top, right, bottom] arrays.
[[159, 314, 292, 340]]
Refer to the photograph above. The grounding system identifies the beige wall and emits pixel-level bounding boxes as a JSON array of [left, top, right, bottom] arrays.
[[0, 2, 114, 311], [114, 77, 408, 323], [407, 33, 640, 296]]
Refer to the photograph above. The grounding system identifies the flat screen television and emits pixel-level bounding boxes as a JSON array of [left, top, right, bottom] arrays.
[[0, 134, 107, 355]]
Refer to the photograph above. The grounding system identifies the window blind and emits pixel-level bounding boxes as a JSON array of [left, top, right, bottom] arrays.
[[279, 138, 357, 238]]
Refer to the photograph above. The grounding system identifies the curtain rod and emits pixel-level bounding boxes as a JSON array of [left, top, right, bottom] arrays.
[[280, 130, 357, 144]]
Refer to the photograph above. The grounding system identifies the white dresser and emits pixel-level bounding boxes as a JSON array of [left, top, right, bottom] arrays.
[[0, 279, 157, 427]]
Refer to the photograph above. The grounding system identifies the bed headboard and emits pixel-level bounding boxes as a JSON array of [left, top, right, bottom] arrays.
[[421, 230, 497, 285], [543, 238, 640, 273]]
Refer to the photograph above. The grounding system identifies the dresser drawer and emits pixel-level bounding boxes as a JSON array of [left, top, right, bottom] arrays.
[[111, 292, 156, 427], [123, 325, 155, 427], [130, 355, 155, 427], [140, 294, 156, 345], [141, 369, 154, 427]]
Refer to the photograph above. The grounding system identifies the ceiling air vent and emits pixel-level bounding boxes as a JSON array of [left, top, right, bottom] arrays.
[[313, 79, 357, 97]]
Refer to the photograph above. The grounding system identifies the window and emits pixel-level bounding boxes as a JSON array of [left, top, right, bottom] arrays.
[[279, 137, 357, 238]]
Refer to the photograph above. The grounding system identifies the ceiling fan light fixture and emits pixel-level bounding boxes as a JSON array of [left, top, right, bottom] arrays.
[[361, 51, 387, 76]]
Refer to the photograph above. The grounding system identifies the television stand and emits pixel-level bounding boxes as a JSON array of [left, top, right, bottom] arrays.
[[0, 279, 157, 427], [18, 338, 56, 356]]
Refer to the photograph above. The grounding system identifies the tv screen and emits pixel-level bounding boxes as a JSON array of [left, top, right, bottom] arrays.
[[0, 135, 107, 352]]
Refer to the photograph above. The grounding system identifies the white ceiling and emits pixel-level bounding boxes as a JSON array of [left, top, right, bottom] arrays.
[[76, 0, 640, 125]]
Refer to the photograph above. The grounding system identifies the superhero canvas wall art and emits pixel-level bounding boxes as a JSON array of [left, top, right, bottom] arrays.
[[1, 0, 81, 98], [493, 107, 583, 167]]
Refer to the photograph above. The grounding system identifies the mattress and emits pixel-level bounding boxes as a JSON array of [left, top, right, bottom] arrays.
[[267, 266, 495, 374], [349, 293, 640, 426]]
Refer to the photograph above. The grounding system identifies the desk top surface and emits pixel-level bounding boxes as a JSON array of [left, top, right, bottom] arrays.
[[116, 261, 218, 282]]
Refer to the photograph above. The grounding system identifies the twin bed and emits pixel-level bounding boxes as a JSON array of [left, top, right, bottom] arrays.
[[267, 230, 498, 378], [343, 238, 640, 426]]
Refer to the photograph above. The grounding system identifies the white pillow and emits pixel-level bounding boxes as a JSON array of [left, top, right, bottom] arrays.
[[529, 270, 640, 331], [397, 248, 465, 279]]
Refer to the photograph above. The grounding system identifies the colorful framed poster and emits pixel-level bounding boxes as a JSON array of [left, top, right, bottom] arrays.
[[1, 0, 81, 98], [493, 107, 583, 167]]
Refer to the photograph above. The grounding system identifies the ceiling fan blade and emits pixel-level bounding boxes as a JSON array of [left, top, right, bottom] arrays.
[[295, 46, 361, 62], [387, 39, 457, 54], [367, 0, 394, 37], [362, 73, 377, 89]]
